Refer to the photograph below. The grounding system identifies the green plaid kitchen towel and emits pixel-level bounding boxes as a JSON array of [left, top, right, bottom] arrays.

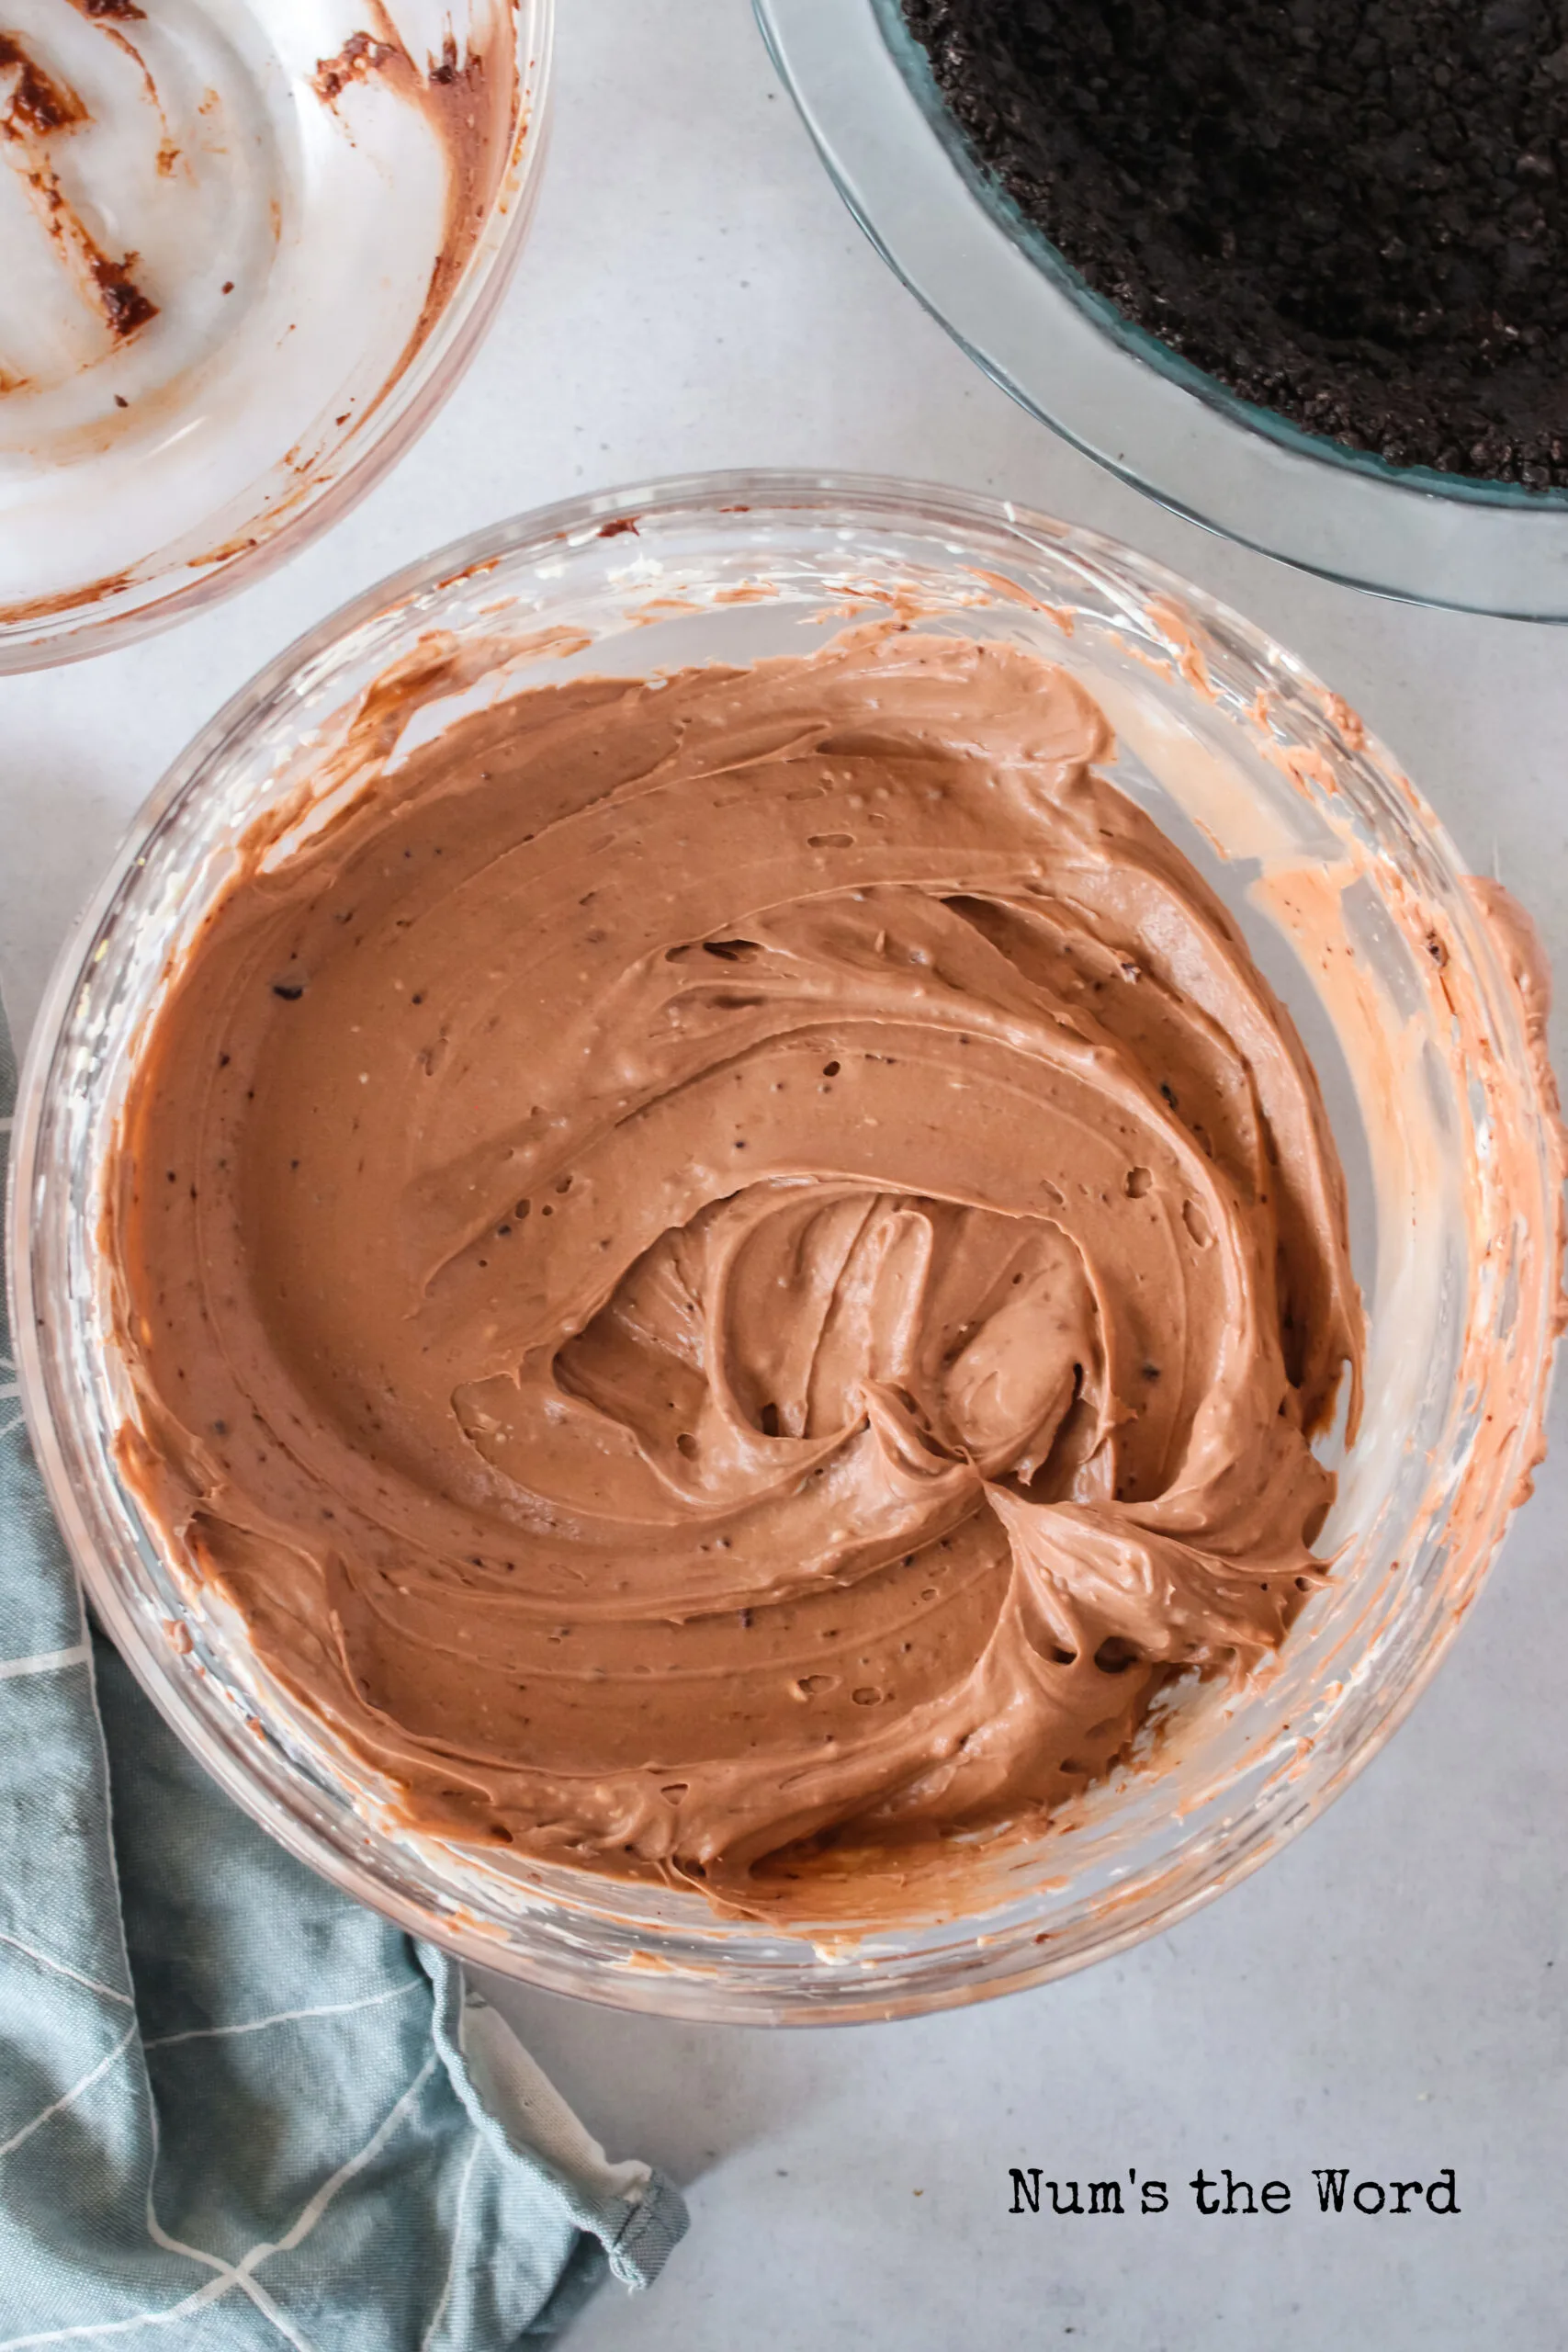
[[0, 1002, 686, 2348]]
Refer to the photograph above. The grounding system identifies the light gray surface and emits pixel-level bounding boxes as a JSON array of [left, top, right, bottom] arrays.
[[3, 6, 1564, 2348]]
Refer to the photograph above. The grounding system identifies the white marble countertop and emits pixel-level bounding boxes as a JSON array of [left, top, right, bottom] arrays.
[[5, 6, 1565, 2347]]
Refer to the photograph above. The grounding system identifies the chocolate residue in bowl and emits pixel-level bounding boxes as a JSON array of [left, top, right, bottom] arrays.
[[0, 28, 87, 134], [89, 249, 157, 337], [0, 28, 159, 354], [62, 0, 180, 177], [311, 26, 397, 104], [312, 2, 517, 391]]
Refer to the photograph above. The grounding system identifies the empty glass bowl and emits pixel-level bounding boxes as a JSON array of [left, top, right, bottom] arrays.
[[756, 0, 1568, 619], [12, 473, 1561, 2019], [0, 0, 551, 669]]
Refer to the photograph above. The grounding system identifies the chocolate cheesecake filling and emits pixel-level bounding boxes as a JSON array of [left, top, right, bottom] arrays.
[[110, 628, 1362, 1902]]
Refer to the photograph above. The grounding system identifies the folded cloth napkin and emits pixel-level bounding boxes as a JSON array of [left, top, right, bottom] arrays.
[[0, 1003, 686, 2348]]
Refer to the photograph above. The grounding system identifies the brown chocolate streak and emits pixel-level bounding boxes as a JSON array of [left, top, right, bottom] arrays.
[[0, 28, 86, 133], [92, 250, 156, 335], [63, 0, 174, 165], [0, 563, 136, 624], [311, 6, 516, 401], [0, 28, 159, 343]]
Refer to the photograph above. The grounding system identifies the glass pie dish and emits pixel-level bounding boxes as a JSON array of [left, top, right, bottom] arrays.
[[0, 0, 551, 671], [756, 0, 1568, 620], [11, 472, 1562, 2020]]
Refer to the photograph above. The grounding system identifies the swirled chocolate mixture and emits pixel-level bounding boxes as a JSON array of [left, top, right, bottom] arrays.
[[112, 630, 1361, 1902]]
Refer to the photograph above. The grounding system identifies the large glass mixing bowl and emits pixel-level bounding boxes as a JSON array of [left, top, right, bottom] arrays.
[[11, 474, 1561, 2020], [756, 0, 1568, 620]]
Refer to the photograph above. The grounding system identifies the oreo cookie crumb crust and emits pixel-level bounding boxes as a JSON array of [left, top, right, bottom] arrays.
[[899, 0, 1568, 490]]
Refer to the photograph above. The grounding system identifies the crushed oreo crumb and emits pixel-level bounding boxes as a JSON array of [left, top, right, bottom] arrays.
[[900, 0, 1568, 488]]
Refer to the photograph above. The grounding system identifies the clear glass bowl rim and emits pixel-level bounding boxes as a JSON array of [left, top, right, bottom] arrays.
[[10, 467, 1561, 2023]]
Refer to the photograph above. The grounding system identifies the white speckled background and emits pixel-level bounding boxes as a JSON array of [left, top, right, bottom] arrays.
[[4, 6, 1564, 2346]]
